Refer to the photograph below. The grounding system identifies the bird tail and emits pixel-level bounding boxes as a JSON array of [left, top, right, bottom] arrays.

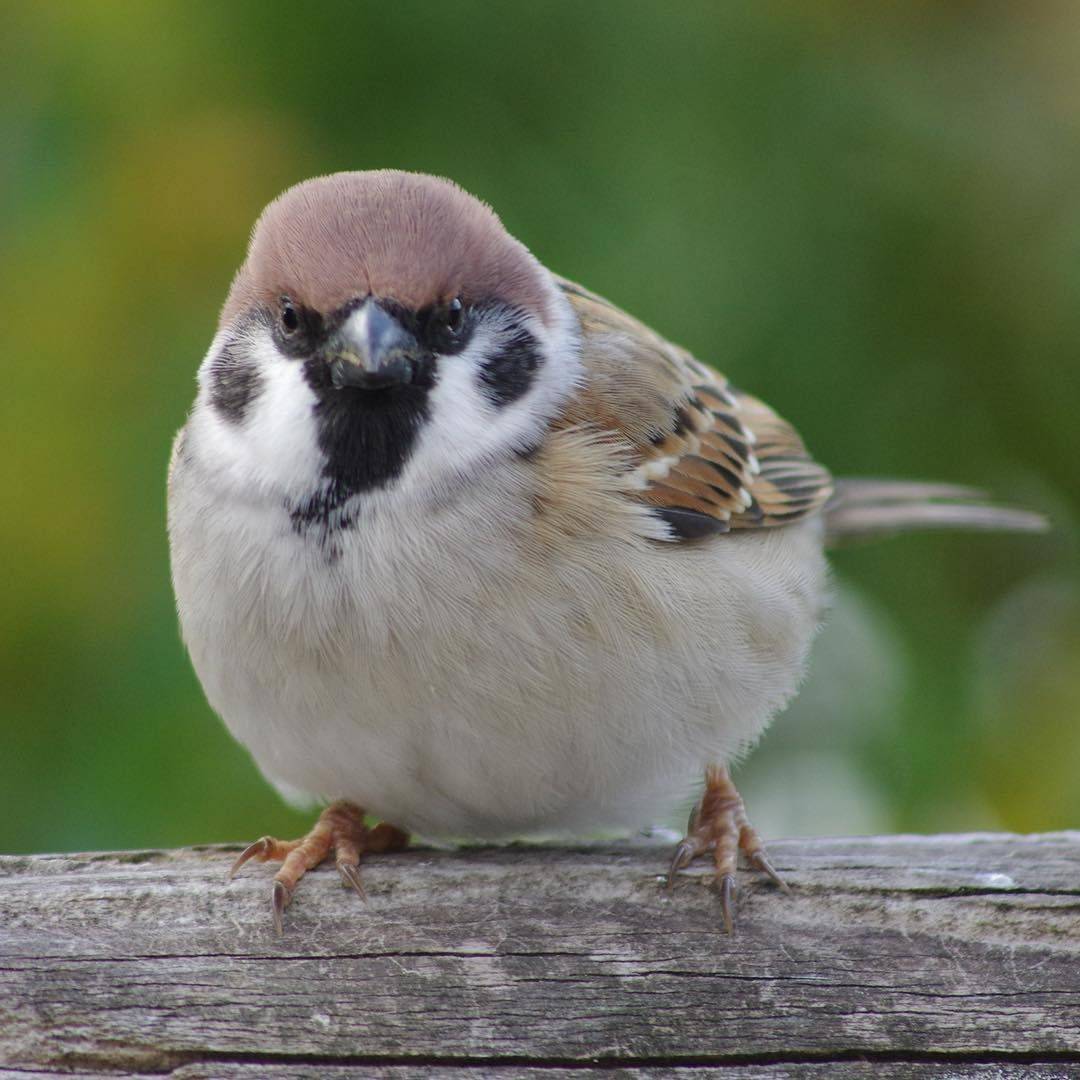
[[824, 479, 1048, 546]]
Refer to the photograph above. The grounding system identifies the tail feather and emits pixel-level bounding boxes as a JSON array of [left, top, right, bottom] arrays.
[[825, 478, 1048, 546]]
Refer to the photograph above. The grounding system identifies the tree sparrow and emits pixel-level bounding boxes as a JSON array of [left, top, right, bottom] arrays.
[[167, 171, 1044, 934]]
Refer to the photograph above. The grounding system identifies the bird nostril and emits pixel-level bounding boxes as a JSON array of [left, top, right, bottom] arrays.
[[329, 359, 350, 390]]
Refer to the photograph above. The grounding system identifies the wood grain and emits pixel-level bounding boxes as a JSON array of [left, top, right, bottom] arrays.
[[1, 833, 1078, 1077]]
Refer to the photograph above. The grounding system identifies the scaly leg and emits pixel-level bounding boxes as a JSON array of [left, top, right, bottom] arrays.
[[229, 800, 409, 935], [667, 765, 790, 933]]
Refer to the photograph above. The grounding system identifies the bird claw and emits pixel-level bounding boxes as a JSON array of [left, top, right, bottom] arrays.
[[271, 879, 292, 937], [338, 859, 367, 901], [747, 849, 792, 895], [719, 873, 736, 935], [228, 836, 273, 880], [229, 802, 408, 935], [665, 765, 789, 932], [666, 840, 697, 890]]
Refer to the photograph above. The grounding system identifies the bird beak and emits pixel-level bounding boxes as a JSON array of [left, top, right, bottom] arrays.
[[327, 300, 420, 390]]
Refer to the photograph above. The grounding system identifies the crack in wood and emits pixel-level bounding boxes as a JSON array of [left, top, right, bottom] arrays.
[[42, 1047, 1080, 1074], [2, 835, 1078, 1075]]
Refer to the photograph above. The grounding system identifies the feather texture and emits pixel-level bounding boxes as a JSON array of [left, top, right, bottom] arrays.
[[824, 479, 1048, 544], [556, 279, 834, 539]]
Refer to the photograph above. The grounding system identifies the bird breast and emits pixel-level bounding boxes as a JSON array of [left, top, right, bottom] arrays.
[[168, 429, 828, 839]]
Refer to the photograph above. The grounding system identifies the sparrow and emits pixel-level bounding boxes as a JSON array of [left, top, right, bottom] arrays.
[[167, 170, 1045, 934]]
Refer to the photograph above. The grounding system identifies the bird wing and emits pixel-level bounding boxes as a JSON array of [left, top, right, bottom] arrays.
[[556, 278, 833, 539]]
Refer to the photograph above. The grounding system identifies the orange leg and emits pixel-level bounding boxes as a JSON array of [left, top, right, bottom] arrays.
[[667, 765, 790, 933], [229, 800, 409, 935]]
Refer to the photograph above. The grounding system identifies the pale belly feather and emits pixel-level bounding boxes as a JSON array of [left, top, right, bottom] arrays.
[[170, 452, 827, 840]]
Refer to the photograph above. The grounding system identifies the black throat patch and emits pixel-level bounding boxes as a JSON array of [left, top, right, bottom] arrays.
[[282, 298, 540, 530], [290, 355, 436, 528]]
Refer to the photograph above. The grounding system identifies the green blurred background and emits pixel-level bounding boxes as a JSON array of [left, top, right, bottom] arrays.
[[3, 2, 1078, 854]]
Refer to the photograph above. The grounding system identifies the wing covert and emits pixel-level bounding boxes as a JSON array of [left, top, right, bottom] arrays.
[[556, 278, 833, 539]]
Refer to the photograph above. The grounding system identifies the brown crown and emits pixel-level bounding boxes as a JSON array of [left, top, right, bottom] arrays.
[[220, 171, 555, 330]]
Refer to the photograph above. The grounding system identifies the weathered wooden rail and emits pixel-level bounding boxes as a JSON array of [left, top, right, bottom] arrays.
[[1, 833, 1078, 1077]]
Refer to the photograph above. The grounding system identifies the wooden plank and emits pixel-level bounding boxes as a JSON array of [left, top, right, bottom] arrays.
[[1, 834, 1078, 1076], [4, 1068, 1078, 1080]]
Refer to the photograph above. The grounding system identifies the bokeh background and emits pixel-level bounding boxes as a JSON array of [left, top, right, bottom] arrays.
[[4, 2, 1078, 854]]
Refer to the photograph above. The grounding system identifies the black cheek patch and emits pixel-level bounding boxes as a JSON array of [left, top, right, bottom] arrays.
[[207, 339, 263, 423], [478, 325, 542, 408]]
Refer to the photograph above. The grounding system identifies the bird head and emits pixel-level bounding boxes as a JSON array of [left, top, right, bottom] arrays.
[[187, 171, 580, 525]]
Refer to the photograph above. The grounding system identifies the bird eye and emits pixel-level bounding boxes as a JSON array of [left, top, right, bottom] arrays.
[[422, 297, 467, 353], [444, 297, 464, 335], [280, 299, 299, 335]]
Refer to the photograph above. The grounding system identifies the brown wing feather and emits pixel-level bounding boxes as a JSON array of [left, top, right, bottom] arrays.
[[556, 278, 833, 538]]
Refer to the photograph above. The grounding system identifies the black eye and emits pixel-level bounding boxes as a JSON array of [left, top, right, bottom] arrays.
[[444, 297, 464, 335], [280, 299, 299, 335], [422, 297, 468, 353]]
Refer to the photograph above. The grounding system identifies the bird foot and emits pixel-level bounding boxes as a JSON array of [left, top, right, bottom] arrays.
[[666, 765, 790, 933], [228, 800, 408, 935]]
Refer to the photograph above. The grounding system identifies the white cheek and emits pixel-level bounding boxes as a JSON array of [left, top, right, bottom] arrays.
[[243, 343, 324, 495], [189, 332, 323, 502], [398, 340, 499, 495], [399, 304, 582, 495]]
